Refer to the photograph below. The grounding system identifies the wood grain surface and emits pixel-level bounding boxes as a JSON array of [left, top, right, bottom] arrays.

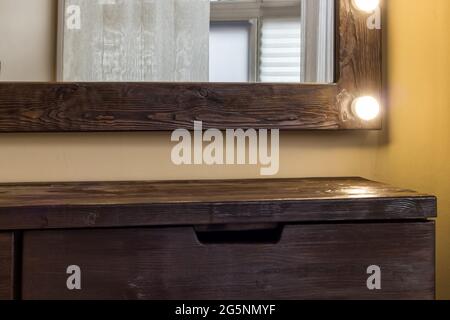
[[0, 0, 382, 132], [22, 222, 435, 300], [0, 178, 436, 230], [0, 233, 14, 300]]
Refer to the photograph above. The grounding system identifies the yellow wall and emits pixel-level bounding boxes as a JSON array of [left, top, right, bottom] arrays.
[[374, 0, 450, 299], [0, 0, 449, 299]]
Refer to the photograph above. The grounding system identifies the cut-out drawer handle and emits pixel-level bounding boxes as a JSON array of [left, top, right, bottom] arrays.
[[194, 223, 284, 245]]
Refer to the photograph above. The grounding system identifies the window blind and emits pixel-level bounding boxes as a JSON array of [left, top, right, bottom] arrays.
[[259, 17, 301, 83]]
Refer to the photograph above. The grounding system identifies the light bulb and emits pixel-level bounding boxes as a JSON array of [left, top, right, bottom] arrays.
[[352, 0, 380, 12], [352, 96, 380, 121]]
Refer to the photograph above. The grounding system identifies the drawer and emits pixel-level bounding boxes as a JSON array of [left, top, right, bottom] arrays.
[[22, 222, 435, 300], [0, 233, 15, 300]]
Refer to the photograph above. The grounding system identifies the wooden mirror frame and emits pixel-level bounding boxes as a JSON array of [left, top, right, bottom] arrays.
[[0, 0, 381, 132]]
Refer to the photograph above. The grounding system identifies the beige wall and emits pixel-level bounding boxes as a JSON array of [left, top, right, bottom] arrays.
[[0, 0, 449, 299], [0, 131, 379, 182]]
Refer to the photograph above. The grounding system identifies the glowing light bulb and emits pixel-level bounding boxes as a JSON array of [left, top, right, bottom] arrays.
[[352, 0, 380, 12], [352, 96, 380, 121]]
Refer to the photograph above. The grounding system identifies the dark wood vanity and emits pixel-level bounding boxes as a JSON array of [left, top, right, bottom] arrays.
[[0, 177, 436, 300]]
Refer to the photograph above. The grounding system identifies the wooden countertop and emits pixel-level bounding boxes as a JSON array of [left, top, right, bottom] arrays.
[[0, 177, 436, 230]]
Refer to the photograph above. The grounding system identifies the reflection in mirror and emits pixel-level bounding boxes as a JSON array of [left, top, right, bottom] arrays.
[[0, 0, 334, 84]]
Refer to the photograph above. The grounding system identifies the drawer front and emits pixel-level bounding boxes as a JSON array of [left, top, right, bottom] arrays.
[[22, 222, 435, 300], [0, 233, 15, 300]]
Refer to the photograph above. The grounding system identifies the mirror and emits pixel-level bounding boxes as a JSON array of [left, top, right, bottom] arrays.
[[0, 0, 335, 84]]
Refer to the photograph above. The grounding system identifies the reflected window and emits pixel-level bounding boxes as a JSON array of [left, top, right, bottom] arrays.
[[259, 17, 301, 83], [209, 22, 252, 82]]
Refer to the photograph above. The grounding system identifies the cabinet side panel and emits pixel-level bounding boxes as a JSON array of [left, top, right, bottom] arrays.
[[0, 233, 14, 300]]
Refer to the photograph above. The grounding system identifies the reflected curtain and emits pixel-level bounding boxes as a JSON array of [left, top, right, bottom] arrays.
[[60, 0, 210, 82], [300, 0, 334, 83]]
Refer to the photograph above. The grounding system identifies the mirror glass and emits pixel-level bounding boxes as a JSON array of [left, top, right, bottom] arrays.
[[0, 0, 335, 84]]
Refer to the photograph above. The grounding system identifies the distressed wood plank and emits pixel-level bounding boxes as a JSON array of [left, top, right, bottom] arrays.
[[0, 233, 15, 300], [0, 82, 340, 131], [22, 222, 435, 300], [0, 178, 437, 230], [336, 0, 383, 128]]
